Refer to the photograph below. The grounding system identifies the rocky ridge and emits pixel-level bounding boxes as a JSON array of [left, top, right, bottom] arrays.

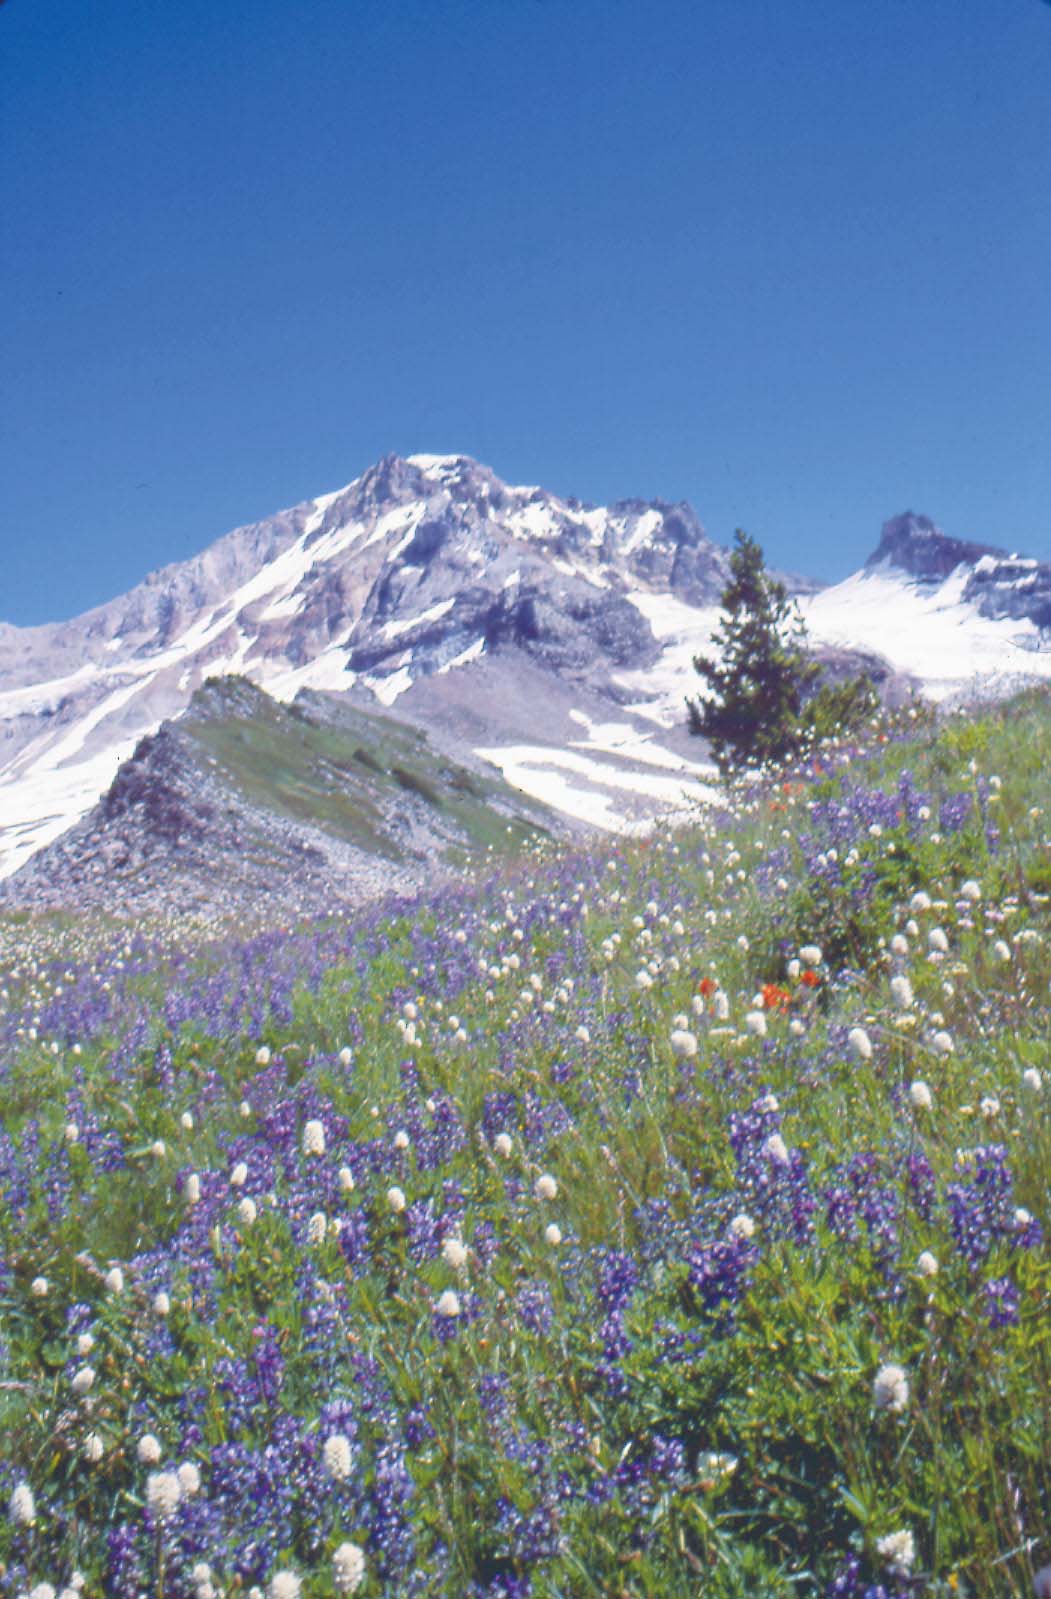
[[4, 677, 560, 920]]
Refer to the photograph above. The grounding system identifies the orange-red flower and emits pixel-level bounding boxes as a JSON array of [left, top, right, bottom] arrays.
[[761, 982, 791, 1013], [800, 969, 822, 990], [698, 977, 719, 997]]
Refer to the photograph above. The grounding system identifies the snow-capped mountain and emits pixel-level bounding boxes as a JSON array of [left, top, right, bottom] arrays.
[[0, 454, 728, 880], [1, 458, 1049, 889], [802, 512, 1051, 703]]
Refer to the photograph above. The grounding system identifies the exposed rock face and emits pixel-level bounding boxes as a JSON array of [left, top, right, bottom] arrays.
[[869, 512, 1051, 632], [810, 644, 918, 708], [868, 512, 1002, 582]]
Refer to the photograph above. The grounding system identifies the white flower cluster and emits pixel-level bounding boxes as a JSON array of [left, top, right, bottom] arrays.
[[323, 1432, 354, 1481], [872, 1362, 909, 1414]]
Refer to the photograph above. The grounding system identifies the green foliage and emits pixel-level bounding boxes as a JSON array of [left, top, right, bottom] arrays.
[[688, 530, 821, 774], [798, 673, 881, 746]]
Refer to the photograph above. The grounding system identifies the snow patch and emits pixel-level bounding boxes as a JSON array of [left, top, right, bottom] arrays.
[[475, 743, 719, 834], [621, 509, 663, 555], [363, 664, 414, 706], [382, 597, 456, 640], [363, 502, 426, 551], [803, 569, 1051, 701], [438, 638, 486, 674]]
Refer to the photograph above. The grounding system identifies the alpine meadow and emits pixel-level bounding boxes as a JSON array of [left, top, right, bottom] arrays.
[[5, 2, 1051, 1596], [2, 685, 1051, 1597]]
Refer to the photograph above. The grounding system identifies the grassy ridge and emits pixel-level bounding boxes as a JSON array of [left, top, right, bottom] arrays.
[[1, 692, 1051, 1596], [184, 679, 552, 864]]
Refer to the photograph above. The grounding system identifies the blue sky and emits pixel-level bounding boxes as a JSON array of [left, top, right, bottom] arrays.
[[3, 0, 1050, 625]]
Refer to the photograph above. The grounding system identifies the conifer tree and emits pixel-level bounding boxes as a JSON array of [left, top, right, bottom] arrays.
[[687, 529, 820, 775]]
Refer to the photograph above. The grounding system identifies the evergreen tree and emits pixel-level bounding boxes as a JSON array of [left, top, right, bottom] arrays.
[[687, 529, 820, 775]]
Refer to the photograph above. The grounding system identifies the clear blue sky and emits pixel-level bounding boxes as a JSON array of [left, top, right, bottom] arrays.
[[3, 0, 1050, 625]]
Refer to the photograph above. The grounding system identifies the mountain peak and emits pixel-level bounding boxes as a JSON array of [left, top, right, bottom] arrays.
[[867, 512, 1005, 581]]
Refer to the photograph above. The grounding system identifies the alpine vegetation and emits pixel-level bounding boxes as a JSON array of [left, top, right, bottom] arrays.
[[1, 689, 1051, 1596]]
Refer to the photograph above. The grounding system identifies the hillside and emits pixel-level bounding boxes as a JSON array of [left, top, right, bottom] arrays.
[[2, 676, 561, 919], [1, 689, 1050, 1594]]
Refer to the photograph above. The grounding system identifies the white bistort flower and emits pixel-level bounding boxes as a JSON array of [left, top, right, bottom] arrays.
[[436, 1289, 461, 1318], [323, 1433, 354, 1481], [238, 1197, 258, 1226], [493, 1132, 513, 1158], [873, 1362, 909, 1414], [9, 1481, 36, 1525], [307, 1211, 327, 1246], [386, 1185, 406, 1213], [137, 1433, 163, 1465], [146, 1470, 182, 1522], [669, 1028, 698, 1059], [333, 1541, 367, 1594], [177, 1460, 201, 1496], [534, 1173, 558, 1201], [909, 1080, 932, 1110], [302, 1119, 326, 1157], [71, 1365, 95, 1396], [847, 1027, 873, 1062], [267, 1572, 302, 1599], [763, 1134, 789, 1167], [744, 1010, 767, 1038], [544, 1223, 563, 1246], [729, 1213, 756, 1240], [441, 1237, 468, 1269], [889, 975, 914, 1009], [876, 1528, 915, 1577], [229, 1162, 248, 1188]]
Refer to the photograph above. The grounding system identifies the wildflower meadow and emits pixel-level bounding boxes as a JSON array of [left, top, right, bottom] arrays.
[[2, 690, 1051, 1597]]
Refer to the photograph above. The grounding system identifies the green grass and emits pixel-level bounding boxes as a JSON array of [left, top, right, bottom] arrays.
[[184, 677, 554, 864]]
